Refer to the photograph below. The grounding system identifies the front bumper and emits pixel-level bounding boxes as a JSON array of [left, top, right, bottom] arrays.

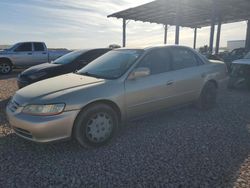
[[6, 106, 80, 143]]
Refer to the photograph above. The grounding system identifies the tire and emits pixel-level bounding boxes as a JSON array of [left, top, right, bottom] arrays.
[[0, 61, 12, 74], [73, 104, 119, 148], [196, 82, 217, 110]]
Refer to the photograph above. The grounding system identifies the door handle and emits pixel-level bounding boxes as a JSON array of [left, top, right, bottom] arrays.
[[166, 81, 174, 86], [42, 52, 47, 54], [27, 52, 32, 55]]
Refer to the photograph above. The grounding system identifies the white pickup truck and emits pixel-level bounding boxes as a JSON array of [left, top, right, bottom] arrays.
[[0, 42, 70, 74]]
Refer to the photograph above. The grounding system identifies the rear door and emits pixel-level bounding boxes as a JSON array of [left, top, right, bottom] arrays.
[[125, 48, 177, 118], [11, 43, 33, 67], [31, 42, 48, 66], [168, 47, 205, 104]]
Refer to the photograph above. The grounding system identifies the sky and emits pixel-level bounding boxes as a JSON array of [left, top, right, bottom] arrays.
[[0, 0, 247, 49]]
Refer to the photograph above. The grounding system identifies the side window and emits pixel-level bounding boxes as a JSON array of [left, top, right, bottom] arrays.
[[79, 49, 110, 63], [14, 43, 32, 52], [138, 49, 171, 75], [81, 50, 99, 62], [34, 43, 45, 51], [171, 48, 199, 70], [95, 49, 110, 57]]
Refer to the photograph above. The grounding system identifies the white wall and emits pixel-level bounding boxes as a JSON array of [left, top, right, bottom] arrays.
[[227, 40, 246, 51]]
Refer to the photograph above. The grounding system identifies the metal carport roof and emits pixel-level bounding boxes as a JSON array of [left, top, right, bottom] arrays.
[[108, 0, 250, 28], [108, 0, 250, 53]]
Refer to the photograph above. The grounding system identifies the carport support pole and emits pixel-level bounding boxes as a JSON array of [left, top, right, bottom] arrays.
[[175, 25, 180, 45], [122, 18, 126, 47], [209, 2, 216, 54], [209, 22, 215, 54], [164, 25, 168, 44], [215, 21, 221, 55], [245, 20, 250, 51], [193, 28, 197, 49], [175, 0, 180, 45]]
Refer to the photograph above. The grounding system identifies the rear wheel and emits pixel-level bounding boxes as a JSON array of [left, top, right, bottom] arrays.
[[196, 82, 217, 110], [73, 104, 118, 148], [0, 61, 12, 74]]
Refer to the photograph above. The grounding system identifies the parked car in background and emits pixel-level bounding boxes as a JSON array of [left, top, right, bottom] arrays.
[[0, 42, 70, 74], [228, 52, 250, 90], [206, 54, 224, 61], [6, 46, 227, 148], [17, 48, 111, 88], [222, 48, 249, 72]]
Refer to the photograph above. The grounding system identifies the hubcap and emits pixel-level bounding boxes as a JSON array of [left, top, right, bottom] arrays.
[[0, 63, 11, 73], [85, 112, 113, 143]]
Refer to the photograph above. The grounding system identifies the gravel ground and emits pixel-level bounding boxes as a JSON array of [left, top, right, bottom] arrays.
[[0, 77, 250, 188]]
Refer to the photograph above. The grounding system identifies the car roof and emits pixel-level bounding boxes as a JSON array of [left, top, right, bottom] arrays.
[[74, 48, 112, 53], [17, 41, 45, 43], [114, 45, 192, 51]]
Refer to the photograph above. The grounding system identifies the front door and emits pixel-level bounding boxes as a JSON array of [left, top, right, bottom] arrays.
[[11, 43, 33, 67], [125, 48, 175, 118]]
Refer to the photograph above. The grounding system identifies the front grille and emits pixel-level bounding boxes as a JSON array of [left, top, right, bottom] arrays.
[[13, 127, 32, 139], [8, 100, 20, 113]]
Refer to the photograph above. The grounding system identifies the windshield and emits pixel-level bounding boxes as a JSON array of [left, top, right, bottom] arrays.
[[244, 52, 250, 59], [52, 50, 85, 64], [4, 43, 17, 51], [77, 49, 143, 79]]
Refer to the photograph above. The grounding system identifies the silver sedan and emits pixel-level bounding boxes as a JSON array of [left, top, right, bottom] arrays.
[[6, 46, 228, 148]]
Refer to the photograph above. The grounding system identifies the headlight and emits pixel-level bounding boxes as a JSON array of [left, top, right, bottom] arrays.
[[29, 72, 47, 79], [22, 104, 65, 116]]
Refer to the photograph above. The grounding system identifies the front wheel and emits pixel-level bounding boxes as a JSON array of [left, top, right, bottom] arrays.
[[73, 104, 119, 148], [196, 82, 217, 110], [0, 62, 12, 74]]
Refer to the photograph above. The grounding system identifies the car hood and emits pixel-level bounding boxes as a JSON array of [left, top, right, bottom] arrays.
[[15, 73, 105, 105], [232, 59, 250, 65], [21, 63, 61, 75]]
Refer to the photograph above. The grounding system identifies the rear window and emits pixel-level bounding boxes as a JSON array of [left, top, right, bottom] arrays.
[[171, 48, 199, 70], [34, 43, 45, 51], [81, 49, 110, 62]]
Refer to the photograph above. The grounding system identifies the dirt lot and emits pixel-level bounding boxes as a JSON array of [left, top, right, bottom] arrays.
[[0, 75, 250, 188]]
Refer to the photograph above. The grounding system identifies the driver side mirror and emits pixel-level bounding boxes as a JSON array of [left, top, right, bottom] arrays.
[[128, 67, 150, 80]]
